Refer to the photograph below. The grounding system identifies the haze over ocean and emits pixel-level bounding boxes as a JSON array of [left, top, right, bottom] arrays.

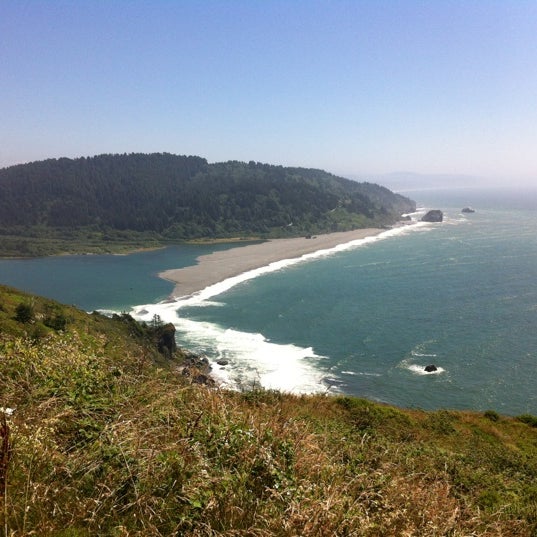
[[1, 186, 536, 415]]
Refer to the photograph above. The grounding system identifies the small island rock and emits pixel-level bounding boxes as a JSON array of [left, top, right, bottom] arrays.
[[461, 207, 475, 213], [424, 364, 438, 372], [421, 210, 443, 222]]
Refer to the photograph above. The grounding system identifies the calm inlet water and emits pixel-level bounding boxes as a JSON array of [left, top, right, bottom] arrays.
[[1, 187, 536, 414], [0, 243, 239, 312]]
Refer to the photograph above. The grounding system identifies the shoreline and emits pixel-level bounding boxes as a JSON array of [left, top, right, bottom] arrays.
[[160, 228, 385, 299]]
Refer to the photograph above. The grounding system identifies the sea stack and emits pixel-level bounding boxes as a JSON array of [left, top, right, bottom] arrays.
[[421, 210, 443, 222]]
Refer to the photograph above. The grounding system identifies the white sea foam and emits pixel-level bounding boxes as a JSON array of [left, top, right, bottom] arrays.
[[173, 223, 431, 308], [407, 364, 446, 376], [130, 223, 433, 393], [130, 303, 328, 393], [190, 300, 226, 308], [341, 370, 381, 377], [399, 355, 445, 376]]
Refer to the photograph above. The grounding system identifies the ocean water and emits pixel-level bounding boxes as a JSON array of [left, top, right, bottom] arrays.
[[1, 186, 536, 414]]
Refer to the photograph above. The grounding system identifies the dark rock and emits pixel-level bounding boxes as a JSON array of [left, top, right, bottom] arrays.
[[179, 349, 214, 385], [461, 207, 475, 213], [216, 359, 229, 366], [421, 210, 443, 222], [156, 323, 177, 357], [182, 350, 211, 371], [424, 364, 438, 372], [192, 374, 214, 386]]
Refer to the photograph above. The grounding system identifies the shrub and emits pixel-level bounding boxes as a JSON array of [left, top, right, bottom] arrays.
[[14, 302, 34, 323], [425, 409, 457, 435], [484, 409, 500, 422], [44, 312, 68, 331], [517, 414, 537, 428]]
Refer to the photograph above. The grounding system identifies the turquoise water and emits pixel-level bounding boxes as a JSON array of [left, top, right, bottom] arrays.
[[0, 243, 239, 311], [1, 187, 536, 414]]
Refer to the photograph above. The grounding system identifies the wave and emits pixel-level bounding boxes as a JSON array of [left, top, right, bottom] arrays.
[[406, 364, 446, 376], [130, 223, 434, 393], [130, 302, 328, 393], [341, 370, 381, 377], [398, 340, 447, 376], [176, 223, 432, 307], [399, 355, 446, 376]]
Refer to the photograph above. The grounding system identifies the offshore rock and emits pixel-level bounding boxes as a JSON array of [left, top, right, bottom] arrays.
[[424, 364, 438, 372], [421, 210, 443, 222], [462, 207, 475, 213]]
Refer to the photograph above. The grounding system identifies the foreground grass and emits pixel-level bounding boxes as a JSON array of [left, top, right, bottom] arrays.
[[1, 285, 537, 536]]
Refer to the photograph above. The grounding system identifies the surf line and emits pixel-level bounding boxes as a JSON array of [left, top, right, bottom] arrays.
[[167, 223, 431, 311], [129, 222, 432, 393]]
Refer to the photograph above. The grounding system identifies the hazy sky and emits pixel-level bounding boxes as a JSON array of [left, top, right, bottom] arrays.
[[2, 1, 537, 183]]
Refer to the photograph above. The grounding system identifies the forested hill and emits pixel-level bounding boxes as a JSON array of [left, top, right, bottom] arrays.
[[0, 153, 415, 256]]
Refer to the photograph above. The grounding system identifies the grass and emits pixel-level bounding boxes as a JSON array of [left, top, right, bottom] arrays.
[[1, 284, 537, 535]]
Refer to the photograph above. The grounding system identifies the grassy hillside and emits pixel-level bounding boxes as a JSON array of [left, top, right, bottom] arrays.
[[1, 284, 536, 536], [0, 154, 415, 257]]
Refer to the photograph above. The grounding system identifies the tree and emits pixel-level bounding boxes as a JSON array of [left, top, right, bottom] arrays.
[[151, 314, 163, 329]]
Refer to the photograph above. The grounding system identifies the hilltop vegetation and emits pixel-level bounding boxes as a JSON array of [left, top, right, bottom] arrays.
[[0, 153, 415, 257], [1, 283, 537, 535]]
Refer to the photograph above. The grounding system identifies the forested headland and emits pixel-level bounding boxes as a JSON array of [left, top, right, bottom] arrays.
[[0, 153, 415, 256]]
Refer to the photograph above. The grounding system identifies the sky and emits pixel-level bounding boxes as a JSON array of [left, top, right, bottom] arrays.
[[2, 1, 537, 184]]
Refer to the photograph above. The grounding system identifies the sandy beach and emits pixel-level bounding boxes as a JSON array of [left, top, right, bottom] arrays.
[[160, 228, 383, 298]]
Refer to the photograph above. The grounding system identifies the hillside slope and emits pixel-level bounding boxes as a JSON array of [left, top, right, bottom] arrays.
[[0, 154, 415, 256], [1, 284, 536, 536]]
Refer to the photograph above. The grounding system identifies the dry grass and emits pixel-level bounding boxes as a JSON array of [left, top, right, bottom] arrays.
[[1, 286, 537, 535]]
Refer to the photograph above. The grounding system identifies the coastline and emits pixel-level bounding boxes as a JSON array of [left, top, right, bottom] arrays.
[[160, 228, 384, 298]]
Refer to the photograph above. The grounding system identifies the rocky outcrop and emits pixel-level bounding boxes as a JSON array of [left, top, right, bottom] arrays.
[[155, 323, 177, 357], [179, 349, 215, 386], [424, 364, 438, 372], [421, 210, 443, 222], [461, 207, 475, 213]]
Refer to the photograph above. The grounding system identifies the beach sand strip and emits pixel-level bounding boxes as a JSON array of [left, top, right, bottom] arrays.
[[160, 228, 383, 298]]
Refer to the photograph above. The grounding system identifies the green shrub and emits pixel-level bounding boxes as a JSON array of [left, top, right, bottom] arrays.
[[44, 312, 68, 331], [516, 414, 537, 427], [425, 409, 457, 435], [478, 488, 501, 510], [484, 409, 500, 422], [15, 301, 34, 323]]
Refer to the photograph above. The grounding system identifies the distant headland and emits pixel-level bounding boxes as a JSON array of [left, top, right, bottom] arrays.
[[0, 153, 415, 257]]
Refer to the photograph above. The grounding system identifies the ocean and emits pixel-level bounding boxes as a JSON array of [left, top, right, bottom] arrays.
[[1, 186, 536, 415]]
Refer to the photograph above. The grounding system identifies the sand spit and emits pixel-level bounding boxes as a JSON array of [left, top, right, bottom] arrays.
[[160, 229, 383, 298]]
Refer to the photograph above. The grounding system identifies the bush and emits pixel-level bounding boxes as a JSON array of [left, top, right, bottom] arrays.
[[484, 409, 500, 422], [44, 312, 68, 331], [15, 302, 34, 323], [425, 410, 457, 435], [517, 414, 537, 428]]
